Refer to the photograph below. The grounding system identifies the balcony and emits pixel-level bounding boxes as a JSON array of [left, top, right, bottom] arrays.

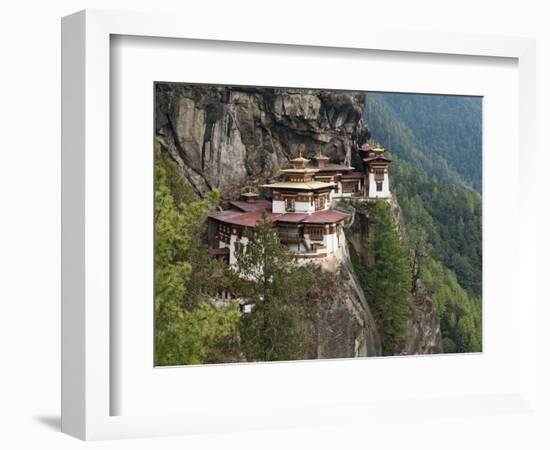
[[278, 234, 301, 244]]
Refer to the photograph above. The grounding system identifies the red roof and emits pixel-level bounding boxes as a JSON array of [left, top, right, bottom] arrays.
[[362, 156, 391, 163], [296, 210, 348, 224], [275, 210, 348, 224], [229, 199, 272, 212], [208, 210, 244, 221], [210, 210, 280, 227], [210, 208, 348, 228]]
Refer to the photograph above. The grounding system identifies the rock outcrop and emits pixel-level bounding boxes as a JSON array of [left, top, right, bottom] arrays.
[[400, 279, 443, 355], [155, 84, 370, 198], [304, 247, 382, 359]]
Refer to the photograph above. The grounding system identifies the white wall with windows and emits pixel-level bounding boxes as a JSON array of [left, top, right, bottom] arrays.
[[368, 172, 391, 198]]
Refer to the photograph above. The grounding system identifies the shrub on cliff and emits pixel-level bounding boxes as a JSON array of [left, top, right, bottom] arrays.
[[365, 200, 411, 354], [233, 214, 314, 362], [154, 146, 239, 366]]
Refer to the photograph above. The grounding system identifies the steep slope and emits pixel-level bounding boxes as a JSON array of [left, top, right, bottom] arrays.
[[303, 253, 383, 358], [364, 92, 482, 353], [367, 92, 482, 191], [341, 199, 442, 355]]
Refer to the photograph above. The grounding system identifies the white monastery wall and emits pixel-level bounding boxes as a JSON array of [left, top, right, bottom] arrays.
[[368, 173, 391, 198], [271, 199, 286, 213]]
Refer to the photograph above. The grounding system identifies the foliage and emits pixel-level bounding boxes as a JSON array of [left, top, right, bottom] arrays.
[[155, 145, 239, 366], [354, 200, 411, 355], [387, 158, 483, 353], [364, 93, 483, 353], [368, 93, 482, 191], [233, 214, 314, 361], [155, 301, 240, 366], [420, 256, 482, 353], [389, 155, 482, 298], [156, 149, 200, 206]]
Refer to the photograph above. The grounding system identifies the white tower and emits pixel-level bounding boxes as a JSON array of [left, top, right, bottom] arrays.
[[361, 145, 392, 199]]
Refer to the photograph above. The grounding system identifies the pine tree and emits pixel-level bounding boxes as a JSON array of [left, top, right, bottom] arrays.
[[367, 200, 411, 354], [233, 213, 314, 361], [154, 151, 239, 366]]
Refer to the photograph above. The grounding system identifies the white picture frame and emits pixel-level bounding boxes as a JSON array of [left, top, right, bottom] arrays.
[[61, 9, 538, 441]]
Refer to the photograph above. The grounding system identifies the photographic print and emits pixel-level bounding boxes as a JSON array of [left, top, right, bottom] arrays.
[[154, 84, 482, 366]]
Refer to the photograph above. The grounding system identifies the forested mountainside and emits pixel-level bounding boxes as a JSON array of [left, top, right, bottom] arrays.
[[365, 93, 482, 192], [155, 84, 445, 364], [365, 92, 482, 353]]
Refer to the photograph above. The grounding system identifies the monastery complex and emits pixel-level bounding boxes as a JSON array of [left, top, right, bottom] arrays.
[[208, 144, 392, 267]]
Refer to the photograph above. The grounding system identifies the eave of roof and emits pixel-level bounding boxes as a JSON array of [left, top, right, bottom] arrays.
[[261, 181, 336, 190], [362, 156, 392, 163], [308, 163, 355, 172], [208, 210, 244, 220], [211, 210, 280, 227], [295, 210, 348, 224], [229, 199, 272, 212], [341, 171, 364, 179], [274, 213, 308, 223], [210, 208, 348, 227], [281, 168, 319, 174]]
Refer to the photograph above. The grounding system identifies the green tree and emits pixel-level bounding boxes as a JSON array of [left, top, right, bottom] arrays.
[[233, 213, 314, 362], [408, 225, 429, 291], [366, 200, 411, 354], [420, 256, 482, 353], [154, 155, 239, 366]]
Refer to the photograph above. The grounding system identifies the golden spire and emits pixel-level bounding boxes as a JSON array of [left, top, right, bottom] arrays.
[[241, 188, 259, 202], [289, 151, 310, 167]]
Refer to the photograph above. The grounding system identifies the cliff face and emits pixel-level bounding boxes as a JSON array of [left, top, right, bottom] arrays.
[[156, 84, 441, 357], [304, 259, 382, 358], [401, 279, 443, 354], [343, 199, 442, 355], [155, 84, 370, 198], [387, 200, 442, 354], [386, 202, 443, 354]]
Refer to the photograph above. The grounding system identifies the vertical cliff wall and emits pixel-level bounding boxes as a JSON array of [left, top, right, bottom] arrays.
[[155, 84, 370, 198], [304, 258, 382, 358], [342, 199, 442, 355]]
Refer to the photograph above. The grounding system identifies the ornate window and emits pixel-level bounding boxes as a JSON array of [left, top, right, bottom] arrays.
[[278, 227, 300, 243], [218, 223, 231, 243], [343, 182, 358, 193], [314, 195, 326, 210], [307, 227, 324, 241], [284, 197, 295, 212], [376, 181, 383, 192]]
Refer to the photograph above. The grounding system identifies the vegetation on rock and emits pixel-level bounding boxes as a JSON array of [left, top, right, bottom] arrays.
[[365, 93, 483, 354], [154, 146, 239, 366], [353, 200, 411, 354], [365, 92, 482, 191], [233, 214, 315, 361], [390, 158, 483, 353]]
